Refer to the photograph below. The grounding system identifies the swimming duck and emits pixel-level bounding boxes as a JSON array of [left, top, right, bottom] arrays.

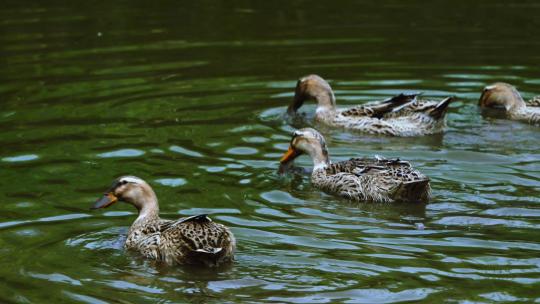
[[279, 128, 431, 203], [479, 82, 540, 125], [288, 74, 454, 137], [91, 176, 235, 266]]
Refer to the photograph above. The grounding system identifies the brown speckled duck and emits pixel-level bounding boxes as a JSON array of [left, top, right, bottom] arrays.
[[479, 82, 540, 125], [280, 128, 431, 203], [288, 74, 454, 137], [91, 176, 235, 267]]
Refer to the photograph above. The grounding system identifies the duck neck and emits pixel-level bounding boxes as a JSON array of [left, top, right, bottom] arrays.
[[507, 90, 526, 113], [132, 192, 160, 227], [315, 90, 337, 116], [309, 147, 331, 171]]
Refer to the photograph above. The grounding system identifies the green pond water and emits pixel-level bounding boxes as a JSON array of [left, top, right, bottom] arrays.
[[1, 1, 539, 303]]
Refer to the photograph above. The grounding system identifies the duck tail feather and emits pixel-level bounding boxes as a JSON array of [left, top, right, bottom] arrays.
[[382, 92, 422, 106], [195, 247, 223, 255], [428, 96, 454, 119], [371, 92, 421, 118], [393, 179, 431, 203]]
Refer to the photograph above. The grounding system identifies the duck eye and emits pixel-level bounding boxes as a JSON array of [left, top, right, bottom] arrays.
[[120, 180, 128, 185]]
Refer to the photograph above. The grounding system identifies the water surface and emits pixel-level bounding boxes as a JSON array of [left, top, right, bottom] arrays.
[[1, 1, 540, 303]]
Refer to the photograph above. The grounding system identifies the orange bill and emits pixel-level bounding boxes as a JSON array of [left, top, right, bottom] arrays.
[[91, 192, 118, 209], [280, 146, 300, 164]]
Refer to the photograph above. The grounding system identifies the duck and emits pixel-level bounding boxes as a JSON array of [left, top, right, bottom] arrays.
[[279, 128, 431, 203], [478, 82, 540, 125], [288, 74, 454, 137], [91, 176, 235, 267]]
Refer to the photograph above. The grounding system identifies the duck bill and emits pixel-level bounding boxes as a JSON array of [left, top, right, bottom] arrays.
[[91, 193, 118, 209], [280, 146, 301, 164]]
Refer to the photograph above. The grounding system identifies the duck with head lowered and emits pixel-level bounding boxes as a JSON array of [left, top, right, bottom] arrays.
[[479, 82, 540, 125], [279, 128, 431, 203], [288, 74, 454, 137], [91, 176, 236, 267]]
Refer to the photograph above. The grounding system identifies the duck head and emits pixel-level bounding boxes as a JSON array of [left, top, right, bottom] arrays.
[[479, 82, 526, 112], [288, 75, 336, 115], [280, 128, 330, 170], [91, 176, 158, 212]]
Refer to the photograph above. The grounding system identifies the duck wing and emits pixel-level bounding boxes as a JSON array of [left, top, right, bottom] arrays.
[[325, 157, 410, 175], [385, 97, 454, 119], [526, 96, 540, 107], [158, 218, 174, 231], [161, 214, 235, 265], [340, 93, 420, 119], [323, 157, 430, 203], [524, 100, 540, 125], [158, 215, 210, 232]]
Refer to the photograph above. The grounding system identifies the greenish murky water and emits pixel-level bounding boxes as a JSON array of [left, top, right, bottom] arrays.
[[1, 1, 539, 303]]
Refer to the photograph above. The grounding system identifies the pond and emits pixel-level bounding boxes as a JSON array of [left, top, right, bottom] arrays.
[[1, 1, 539, 303]]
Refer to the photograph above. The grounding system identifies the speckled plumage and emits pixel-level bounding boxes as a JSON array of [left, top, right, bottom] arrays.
[[522, 96, 540, 124], [288, 74, 454, 137], [312, 157, 430, 203], [510, 104, 540, 125], [527, 96, 540, 107], [479, 83, 540, 125], [280, 128, 431, 203], [125, 213, 235, 266], [92, 177, 235, 267]]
